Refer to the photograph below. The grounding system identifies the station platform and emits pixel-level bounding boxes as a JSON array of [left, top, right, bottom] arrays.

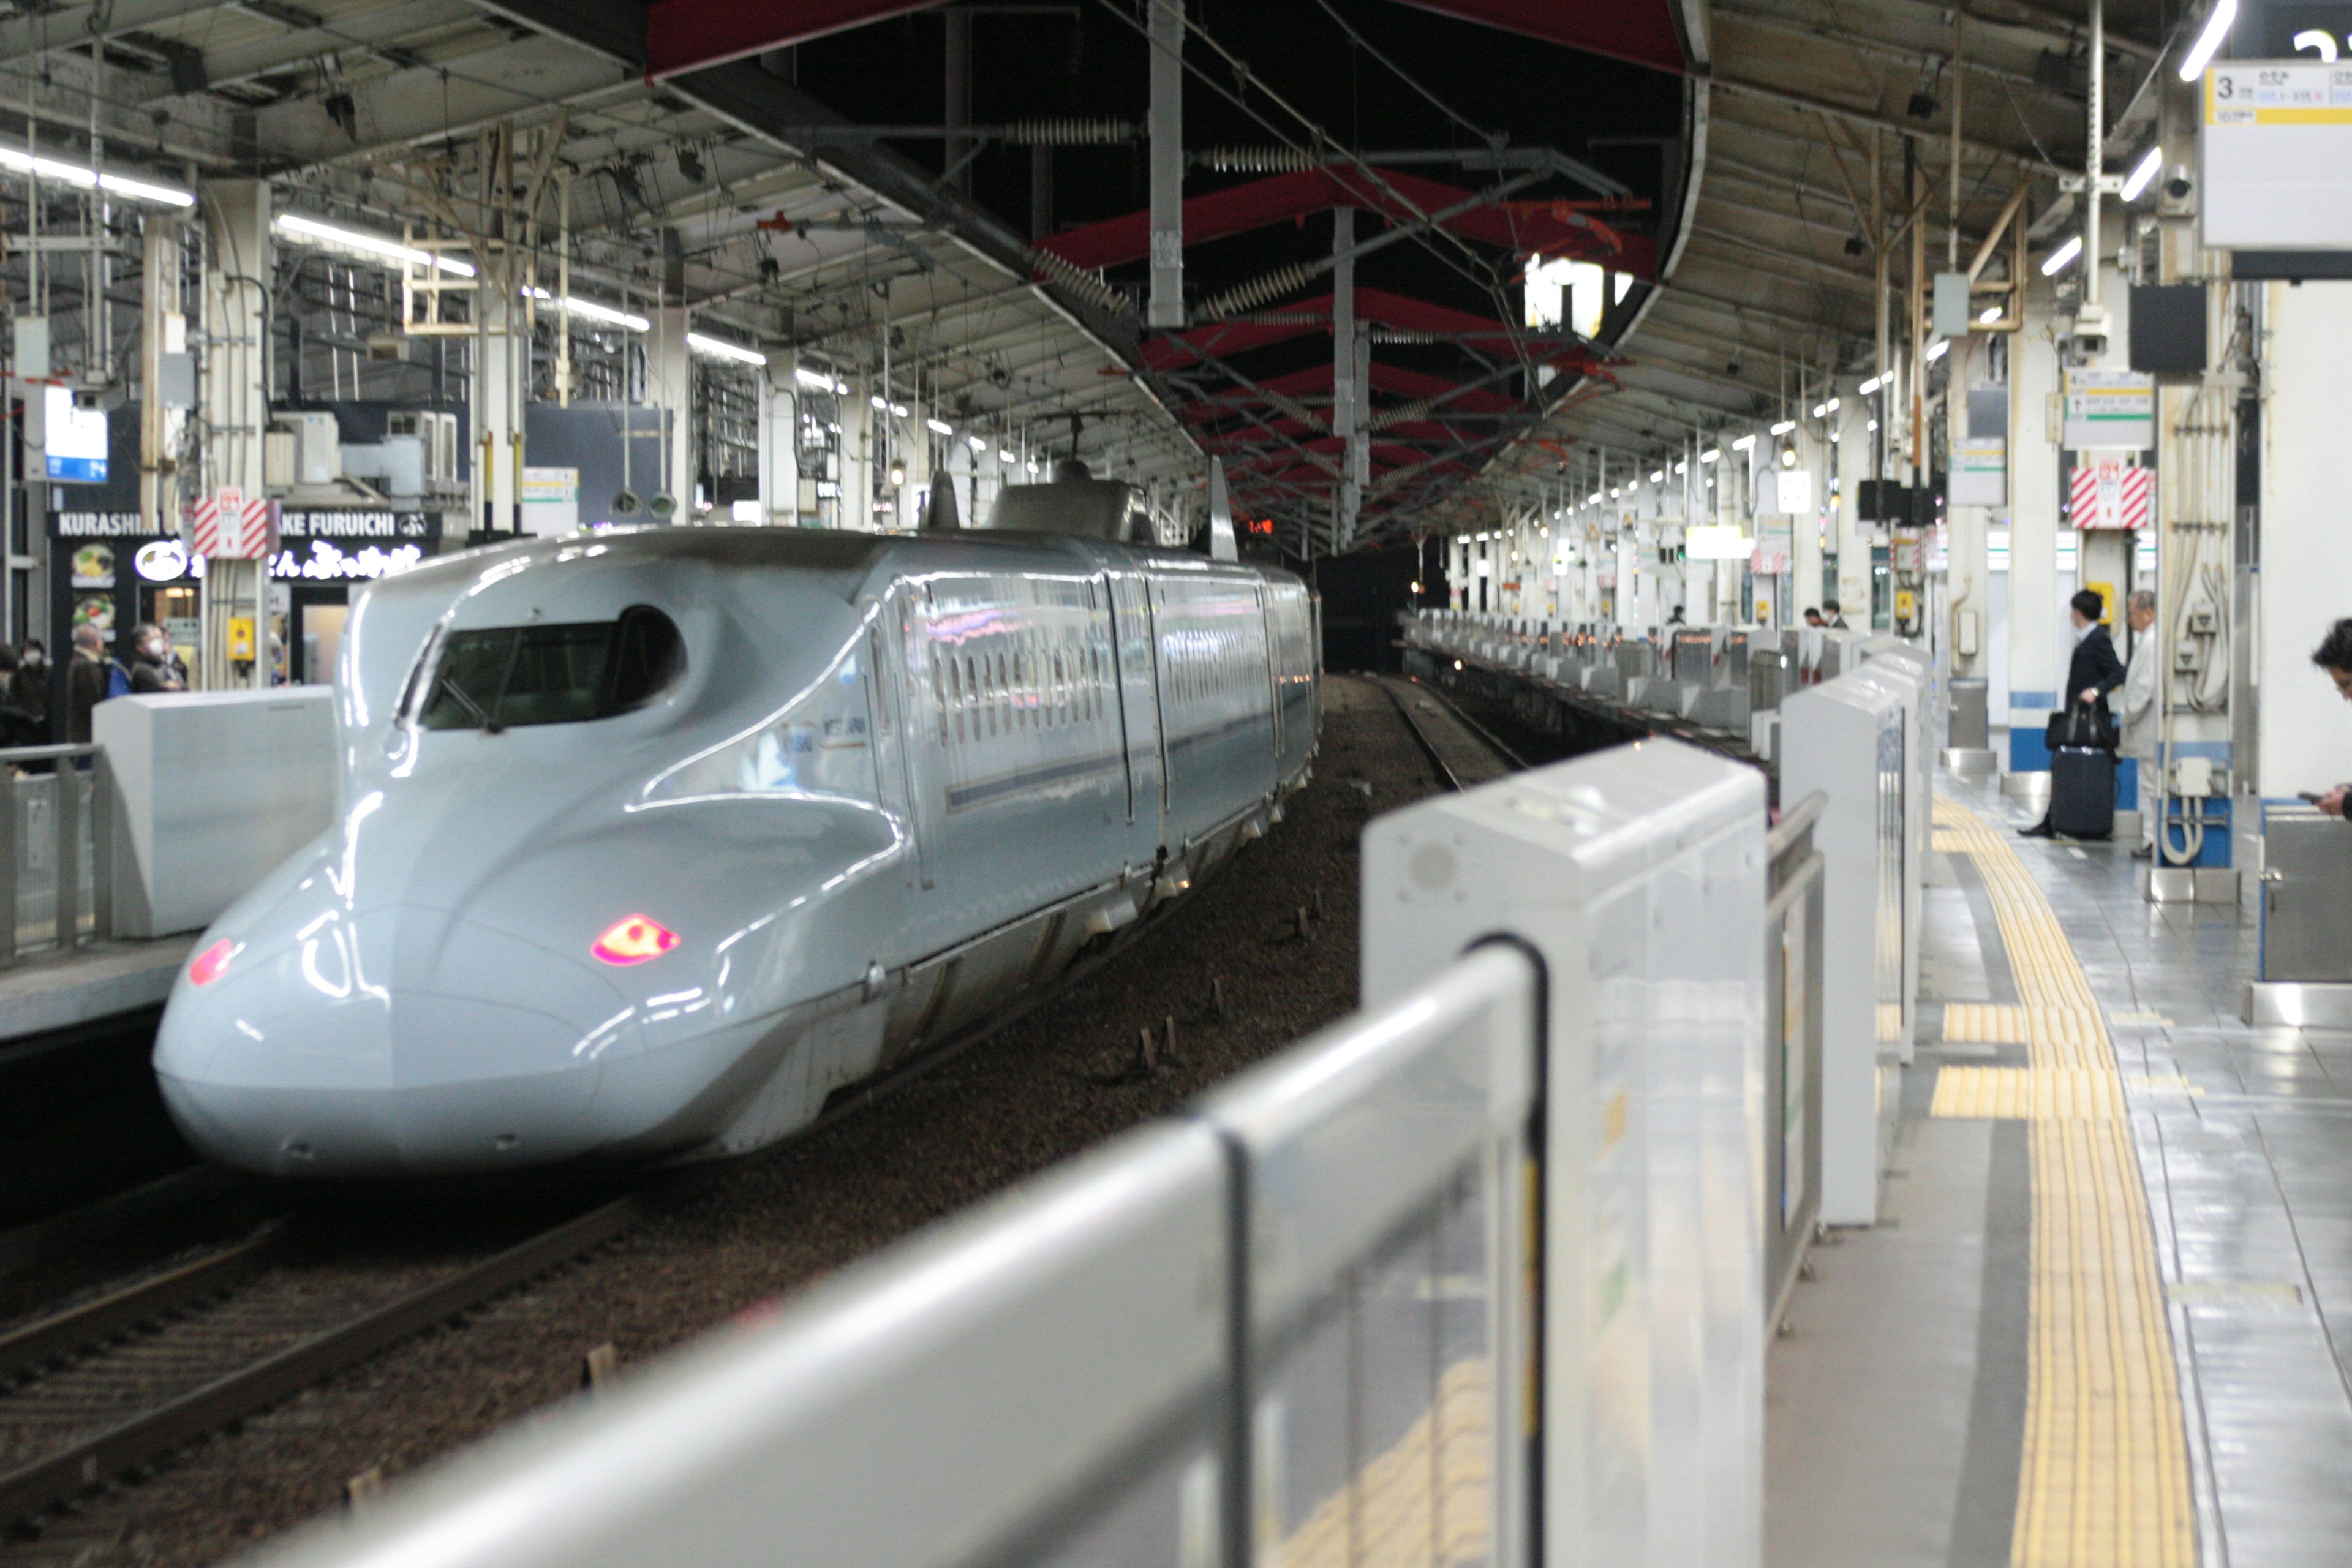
[[0, 936, 193, 1049], [1771, 767, 2340, 1565]]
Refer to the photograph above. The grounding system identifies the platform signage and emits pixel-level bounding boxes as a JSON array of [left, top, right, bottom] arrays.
[[2062, 369, 2154, 450], [41, 386, 107, 484], [2203, 62, 2352, 248]]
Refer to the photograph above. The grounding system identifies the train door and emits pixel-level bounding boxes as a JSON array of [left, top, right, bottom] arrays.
[[886, 584, 939, 891], [1254, 580, 1283, 771], [1105, 568, 1166, 858], [865, 600, 925, 894]]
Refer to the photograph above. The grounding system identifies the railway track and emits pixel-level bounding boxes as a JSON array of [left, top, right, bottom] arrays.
[[0, 1196, 647, 1532], [1371, 674, 1527, 791]]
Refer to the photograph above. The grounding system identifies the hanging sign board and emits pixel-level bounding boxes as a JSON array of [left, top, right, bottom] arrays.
[[2068, 454, 2154, 530], [2062, 369, 2154, 450], [520, 467, 581, 537], [187, 489, 277, 559], [1950, 438, 2008, 507], [2202, 62, 2352, 249], [42, 386, 107, 484]]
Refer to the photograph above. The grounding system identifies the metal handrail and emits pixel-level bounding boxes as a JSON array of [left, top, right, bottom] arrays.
[[0, 744, 113, 967]]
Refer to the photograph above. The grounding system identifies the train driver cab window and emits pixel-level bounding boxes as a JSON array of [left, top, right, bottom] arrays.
[[415, 606, 684, 732]]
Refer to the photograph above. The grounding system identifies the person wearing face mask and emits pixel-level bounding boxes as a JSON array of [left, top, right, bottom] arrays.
[[10, 639, 47, 729], [124, 623, 186, 695]]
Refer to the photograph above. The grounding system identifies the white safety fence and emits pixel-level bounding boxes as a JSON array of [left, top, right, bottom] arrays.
[[0, 746, 115, 967], [248, 738, 1784, 1568]]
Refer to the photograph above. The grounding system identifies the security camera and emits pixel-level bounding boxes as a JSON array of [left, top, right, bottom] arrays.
[[2160, 164, 2195, 214], [71, 388, 102, 410], [2068, 302, 2111, 364]]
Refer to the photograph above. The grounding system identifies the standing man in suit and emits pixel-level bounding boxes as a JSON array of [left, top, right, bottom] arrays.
[[2020, 589, 2128, 837]]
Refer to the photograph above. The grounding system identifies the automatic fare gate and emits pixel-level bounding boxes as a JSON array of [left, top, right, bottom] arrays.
[[249, 740, 1779, 1568]]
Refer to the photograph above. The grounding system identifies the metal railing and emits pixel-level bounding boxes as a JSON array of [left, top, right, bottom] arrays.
[[0, 745, 113, 967]]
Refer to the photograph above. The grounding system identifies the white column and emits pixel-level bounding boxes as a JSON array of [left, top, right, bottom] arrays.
[[2257, 281, 2352, 796], [472, 288, 526, 538], [646, 306, 695, 517], [1794, 424, 1825, 622], [1834, 399, 1871, 622], [1945, 339, 1991, 684], [200, 179, 269, 691], [2007, 273, 2064, 769], [757, 356, 796, 526]]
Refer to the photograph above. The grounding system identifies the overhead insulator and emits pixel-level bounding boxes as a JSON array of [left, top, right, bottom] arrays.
[[1001, 119, 1136, 145], [1196, 261, 1321, 320], [1030, 246, 1134, 318], [1194, 145, 1323, 173]]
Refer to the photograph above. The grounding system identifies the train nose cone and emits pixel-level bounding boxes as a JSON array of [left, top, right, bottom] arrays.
[[156, 887, 641, 1178]]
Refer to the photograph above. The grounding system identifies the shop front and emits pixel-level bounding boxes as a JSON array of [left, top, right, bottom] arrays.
[[50, 505, 447, 688]]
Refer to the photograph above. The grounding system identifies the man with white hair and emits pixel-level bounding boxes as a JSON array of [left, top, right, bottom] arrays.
[[2120, 589, 2161, 859]]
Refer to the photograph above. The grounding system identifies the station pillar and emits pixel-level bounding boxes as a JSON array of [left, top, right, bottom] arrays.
[[198, 179, 270, 691], [646, 306, 695, 519], [756, 355, 796, 526]]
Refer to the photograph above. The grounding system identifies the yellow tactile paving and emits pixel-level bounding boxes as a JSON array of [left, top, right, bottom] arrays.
[[1270, 1355, 1489, 1568], [1932, 1066, 2124, 1120], [1930, 797, 2195, 1567]]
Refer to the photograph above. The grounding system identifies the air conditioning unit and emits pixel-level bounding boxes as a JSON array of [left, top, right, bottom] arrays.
[[386, 411, 460, 485], [269, 412, 339, 488]]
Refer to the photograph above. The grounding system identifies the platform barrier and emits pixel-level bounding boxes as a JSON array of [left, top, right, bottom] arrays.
[[247, 739, 1801, 1568], [1779, 667, 1918, 1226], [0, 745, 114, 966], [95, 687, 337, 939]]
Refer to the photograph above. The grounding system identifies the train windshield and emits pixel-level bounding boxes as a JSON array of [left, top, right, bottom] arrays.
[[415, 606, 684, 731]]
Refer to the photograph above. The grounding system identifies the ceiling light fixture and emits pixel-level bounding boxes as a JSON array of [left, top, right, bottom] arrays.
[[278, 214, 472, 274], [2041, 235, 2084, 275], [4, 146, 194, 208], [2178, 0, 2237, 81], [2121, 146, 2164, 201], [927, 418, 954, 436], [687, 332, 766, 366]]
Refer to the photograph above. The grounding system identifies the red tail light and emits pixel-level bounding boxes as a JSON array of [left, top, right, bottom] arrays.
[[592, 914, 679, 967], [189, 938, 236, 987]]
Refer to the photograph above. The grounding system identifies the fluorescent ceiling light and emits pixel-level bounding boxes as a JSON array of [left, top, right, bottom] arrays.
[[1588, 492, 1604, 503], [1649, 469, 1664, 482], [1926, 338, 1950, 360], [1826, 398, 1840, 412], [277, 213, 473, 276], [968, 435, 989, 451], [1675, 461, 1687, 473], [999, 450, 1017, 464], [687, 331, 765, 366], [1730, 434, 1757, 451], [1858, 375, 1882, 394], [870, 395, 889, 410], [1978, 305, 2004, 324], [1771, 420, 1796, 436], [1867, 420, 1879, 431], [891, 402, 910, 418], [0, 145, 192, 207], [556, 294, 650, 331], [1700, 448, 1721, 464], [927, 418, 953, 435], [2121, 146, 2163, 202], [2179, 0, 2237, 81], [2042, 235, 2084, 275], [794, 366, 835, 390]]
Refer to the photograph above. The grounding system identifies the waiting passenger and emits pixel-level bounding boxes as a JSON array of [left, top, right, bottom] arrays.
[[2120, 590, 2160, 859], [2019, 589, 2127, 839], [1822, 599, 1850, 629], [1804, 608, 1825, 627], [125, 624, 186, 695], [1667, 605, 1687, 625], [2310, 618, 2352, 819], [0, 646, 34, 749], [64, 625, 121, 744], [10, 639, 47, 728]]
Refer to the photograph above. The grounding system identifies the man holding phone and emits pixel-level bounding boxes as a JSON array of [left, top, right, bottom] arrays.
[[2313, 619, 2352, 818]]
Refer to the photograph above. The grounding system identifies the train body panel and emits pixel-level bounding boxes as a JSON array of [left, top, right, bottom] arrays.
[[153, 526, 1316, 1178]]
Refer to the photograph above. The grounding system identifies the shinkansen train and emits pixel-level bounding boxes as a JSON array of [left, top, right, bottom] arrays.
[[153, 499, 1317, 1178]]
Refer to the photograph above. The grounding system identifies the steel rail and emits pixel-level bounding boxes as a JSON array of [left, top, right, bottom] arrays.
[[0, 1195, 649, 1529], [0, 1228, 295, 1389], [1373, 674, 1524, 791]]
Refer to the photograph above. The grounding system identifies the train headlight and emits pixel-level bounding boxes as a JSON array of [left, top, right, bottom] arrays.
[[592, 915, 680, 967], [189, 938, 238, 987]]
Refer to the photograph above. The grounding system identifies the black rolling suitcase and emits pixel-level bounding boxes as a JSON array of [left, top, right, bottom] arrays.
[[2049, 747, 2116, 839]]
